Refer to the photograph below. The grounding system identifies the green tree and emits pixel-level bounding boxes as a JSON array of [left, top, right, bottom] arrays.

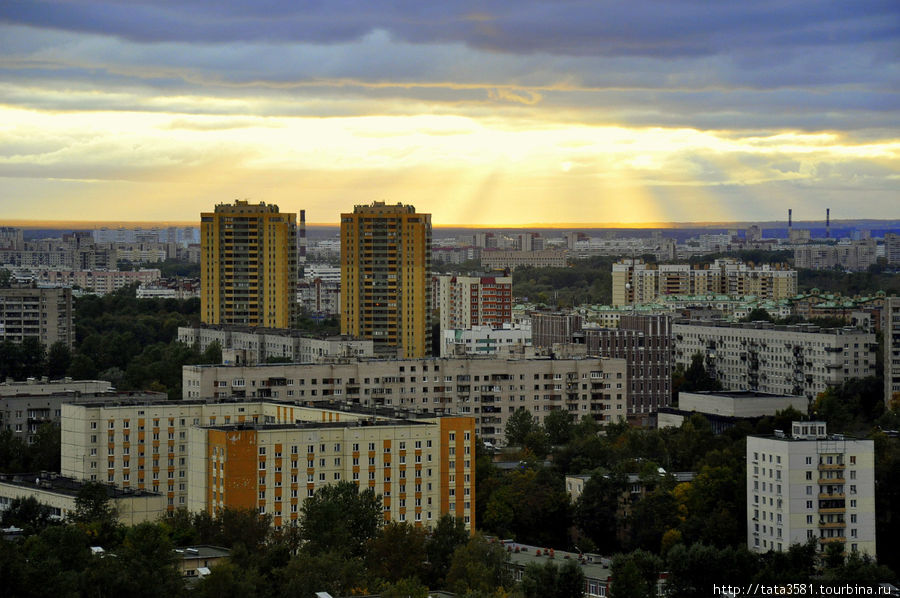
[[426, 514, 470, 587], [610, 550, 663, 598], [556, 558, 587, 598], [114, 522, 184, 598], [194, 561, 265, 598], [446, 535, 511, 596], [0, 496, 56, 533], [381, 577, 430, 598], [574, 471, 625, 554], [300, 481, 383, 558], [742, 308, 773, 322], [505, 407, 543, 447], [45, 341, 72, 379], [544, 409, 574, 445], [274, 550, 365, 598], [366, 521, 428, 584]]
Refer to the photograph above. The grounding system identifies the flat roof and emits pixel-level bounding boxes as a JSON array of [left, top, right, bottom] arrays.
[[174, 545, 230, 560], [204, 419, 433, 432], [681, 390, 802, 399], [0, 472, 162, 499]]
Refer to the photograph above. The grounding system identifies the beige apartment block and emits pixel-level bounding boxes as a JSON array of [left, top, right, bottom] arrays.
[[60, 397, 473, 529], [0, 287, 73, 349], [188, 415, 474, 531], [480, 250, 567, 270], [182, 357, 630, 444], [674, 321, 875, 400], [747, 422, 876, 557], [0, 472, 165, 525], [612, 258, 797, 307]]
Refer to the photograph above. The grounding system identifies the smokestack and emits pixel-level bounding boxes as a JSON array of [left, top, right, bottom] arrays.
[[298, 209, 307, 267], [788, 209, 792, 229], [826, 208, 830, 238]]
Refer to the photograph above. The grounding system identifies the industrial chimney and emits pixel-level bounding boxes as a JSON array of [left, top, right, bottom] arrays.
[[788, 209, 792, 229], [826, 208, 830, 239]]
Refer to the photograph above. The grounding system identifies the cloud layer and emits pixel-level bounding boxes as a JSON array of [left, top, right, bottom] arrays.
[[0, 0, 897, 224]]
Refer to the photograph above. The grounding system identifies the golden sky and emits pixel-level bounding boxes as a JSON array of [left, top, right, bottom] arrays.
[[1, 2, 898, 226]]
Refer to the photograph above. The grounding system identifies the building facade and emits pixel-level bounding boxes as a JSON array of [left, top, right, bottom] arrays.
[[442, 325, 532, 357], [747, 421, 875, 556], [178, 325, 373, 365], [0, 287, 73, 349], [674, 321, 875, 400], [440, 274, 513, 333], [793, 240, 877, 272], [60, 398, 473, 529], [201, 200, 299, 328], [182, 356, 630, 444], [612, 258, 797, 307], [480, 249, 567, 270], [341, 202, 432, 358], [885, 296, 900, 407], [532, 313, 584, 348]]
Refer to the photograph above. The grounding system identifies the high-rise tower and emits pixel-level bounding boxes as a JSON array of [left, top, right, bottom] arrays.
[[201, 200, 298, 328], [341, 202, 432, 357]]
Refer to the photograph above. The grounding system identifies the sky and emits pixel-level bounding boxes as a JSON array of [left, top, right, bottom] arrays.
[[0, 1, 898, 226]]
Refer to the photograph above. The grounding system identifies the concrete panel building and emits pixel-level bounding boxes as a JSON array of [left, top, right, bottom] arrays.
[[747, 422, 875, 556], [182, 356, 630, 445], [0, 287, 73, 349], [60, 397, 474, 529], [885, 296, 900, 407], [673, 321, 875, 400], [178, 325, 373, 367], [480, 250, 567, 270]]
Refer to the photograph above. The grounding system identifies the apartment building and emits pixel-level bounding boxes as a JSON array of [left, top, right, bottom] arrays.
[[188, 415, 474, 531], [32, 268, 162, 295], [437, 274, 513, 334], [0, 287, 73, 349], [480, 249, 567, 270], [673, 321, 875, 400], [583, 314, 673, 419], [1, 389, 163, 444], [532, 313, 583, 348], [794, 240, 878, 272], [442, 325, 532, 357], [885, 234, 900, 266], [341, 202, 432, 358], [747, 421, 875, 556], [182, 356, 630, 444], [612, 258, 797, 307], [178, 325, 373, 365], [201, 200, 299, 328], [885, 296, 900, 407], [60, 398, 474, 529]]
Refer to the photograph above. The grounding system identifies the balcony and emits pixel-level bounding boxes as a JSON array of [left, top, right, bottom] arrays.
[[818, 521, 846, 529], [818, 463, 845, 471], [819, 536, 846, 545], [819, 477, 845, 485], [819, 492, 845, 500]]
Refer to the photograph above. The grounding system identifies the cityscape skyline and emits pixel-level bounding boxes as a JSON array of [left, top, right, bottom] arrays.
[[1, 1, 898, 226]]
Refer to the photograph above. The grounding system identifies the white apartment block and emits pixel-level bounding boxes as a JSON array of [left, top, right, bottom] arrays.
[[443, 325, 532, 357], [794, 240, 877, 272], [60, 397, 473, 529], [674, 321, 875, 400], [178, 325, 374, 365], [747, 422, 875, 556], [182, 357, 630, 444], [885, 296, 900, 407], [30, 268, 162, 295]]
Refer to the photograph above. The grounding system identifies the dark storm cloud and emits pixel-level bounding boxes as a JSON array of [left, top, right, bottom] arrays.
[[2, 0, 898, 58]]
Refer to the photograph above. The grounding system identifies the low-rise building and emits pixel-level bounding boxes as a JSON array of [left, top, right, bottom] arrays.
[[442, 325, 532, 357], [0, 471, 165, 525], [175, 545, 230, 578], [658, 390, 808, 433], [746, 421, 875, 556]]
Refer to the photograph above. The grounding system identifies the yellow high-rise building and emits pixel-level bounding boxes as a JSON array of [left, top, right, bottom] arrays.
[[201, 200, 298, 328], [341, 202, 432, 357]]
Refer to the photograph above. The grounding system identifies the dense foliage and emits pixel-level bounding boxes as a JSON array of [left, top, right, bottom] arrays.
[[513, 256, 615, 307]]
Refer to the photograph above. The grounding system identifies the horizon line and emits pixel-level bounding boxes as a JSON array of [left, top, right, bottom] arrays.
[[3, 218, 894, 230]]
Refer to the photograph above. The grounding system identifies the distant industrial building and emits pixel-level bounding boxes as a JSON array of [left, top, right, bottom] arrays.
[[658, 390, 808, 433]]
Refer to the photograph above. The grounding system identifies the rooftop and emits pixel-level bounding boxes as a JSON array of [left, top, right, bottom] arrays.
[[0, 472, 161, 499]]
